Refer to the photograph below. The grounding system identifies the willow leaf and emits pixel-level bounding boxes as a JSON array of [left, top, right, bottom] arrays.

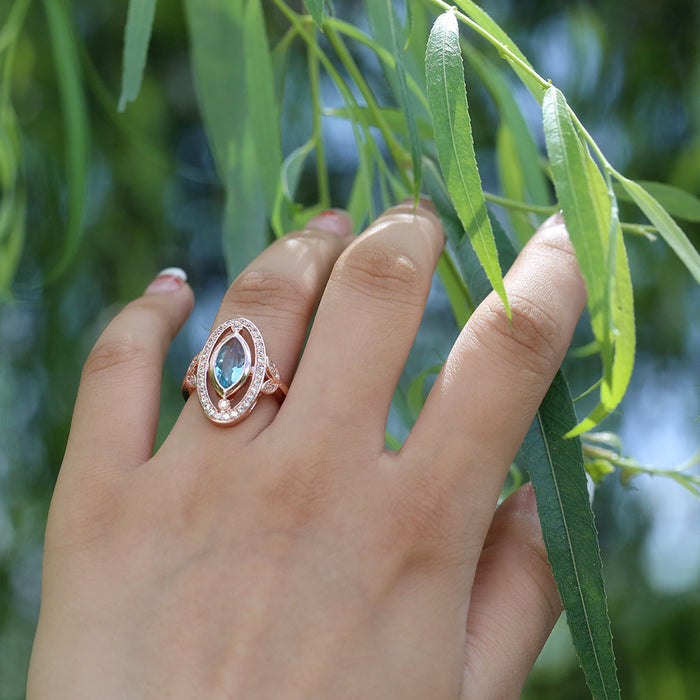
[[543, 86, 613, 378], [426, 11, 509, 317], [183, 0, 266, 279], [463, 43, 550, 209], [617, 176, 700, 283], [367, 0, 421, 199], [495, 123, 534, 246], [567, 161, 635, 436], [524, 371, 620, 700], [451, 0, 544, 100], [243, 0, 282, 213], [614, 180, 700, 223], [42, 0, 89, 281], [118, 0, 157, 111], [303, 0, 324, 28]]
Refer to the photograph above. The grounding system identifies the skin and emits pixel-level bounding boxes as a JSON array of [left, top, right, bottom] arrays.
[[27, 201, 586, 699]]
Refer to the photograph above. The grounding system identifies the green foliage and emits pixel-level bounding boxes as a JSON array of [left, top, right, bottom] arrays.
[[118, 0, 157, 112], [426, 10, 509, 318], [3, 0, 699, 697], [524, 372, 619, 699]]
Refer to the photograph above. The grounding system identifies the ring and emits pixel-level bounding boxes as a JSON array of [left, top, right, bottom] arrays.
[[182, 317, 288, 426]]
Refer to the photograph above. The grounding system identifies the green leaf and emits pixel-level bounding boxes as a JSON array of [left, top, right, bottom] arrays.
[[243, 0, 282, 213], [303, 0, 324, 28], [617, 176, 700, 284], [406, 363, 443, 419], [366, 0, 422, 199], [543, 86, 613, 379], [462, 42, 550, 209], [324, 106, 433, 141], [42, 0, 89, 281], [523, 372, 620, 700], [614, 180, 700, 223], [118, 0, 158, 112], [495, 123, 535, 246], [450, 0, 545, 100], [271, 139, 315, 238], [566, 159, 635, 437], [184, 0, 281, 279], [426, 11, 509, 318]]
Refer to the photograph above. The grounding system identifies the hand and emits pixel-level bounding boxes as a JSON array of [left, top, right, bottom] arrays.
[[27, 201, 586, 699]]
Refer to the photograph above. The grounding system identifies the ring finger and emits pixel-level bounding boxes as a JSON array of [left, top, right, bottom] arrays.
[[176, 210, 355, 440]]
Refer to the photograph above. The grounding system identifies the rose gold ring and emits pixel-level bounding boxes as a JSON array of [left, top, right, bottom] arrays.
[[181, 317, 288, 426]]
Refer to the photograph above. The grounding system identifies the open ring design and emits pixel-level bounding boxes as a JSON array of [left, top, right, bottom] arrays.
[[181, 318, 288, 426]]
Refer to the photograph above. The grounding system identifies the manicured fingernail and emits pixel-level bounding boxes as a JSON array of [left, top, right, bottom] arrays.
[[145, 267, 187, 294], [305, 209, 354, 237]]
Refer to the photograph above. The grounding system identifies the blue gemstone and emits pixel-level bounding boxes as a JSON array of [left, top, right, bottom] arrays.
[[214, 336, 249, 393]]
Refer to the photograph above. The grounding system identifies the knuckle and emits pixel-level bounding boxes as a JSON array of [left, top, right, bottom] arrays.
[[231, 269, 312, 320], [82, 334, 150, 381], [475, 292, 562, 376], [335, 241, 427, 305]]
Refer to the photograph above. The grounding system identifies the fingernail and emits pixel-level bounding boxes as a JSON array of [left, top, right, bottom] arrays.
[[542, 210, 565, 228], [145, 267, 187, 294], [306, 209, 354, 237]]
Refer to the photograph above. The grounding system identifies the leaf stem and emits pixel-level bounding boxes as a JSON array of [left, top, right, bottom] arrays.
[[483, 191, 558, 216], [323, 24, 412, 187], [306, 25, 330, 207]]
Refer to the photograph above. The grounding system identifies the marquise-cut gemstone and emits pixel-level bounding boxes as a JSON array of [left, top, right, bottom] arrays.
[[213, 335, 249, 394]]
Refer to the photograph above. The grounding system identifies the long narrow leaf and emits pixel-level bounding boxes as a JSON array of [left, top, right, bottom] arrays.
[[303, 0, 324, 28], [524, 372, 620, 700], [450, 0, 545, 100], [567, 160, 635, 436], [243, 0, 282, 213], [183, 0, 266, 279], [617, 176, 700, 284], [426, 11, 509, 317], [614, 180, 700, 223], [42, 0, 89, 281], [543, 86, 613, 378], [367, 0, 422, 199], [463, 43, 550, 209], [118, 0, 158, 111]]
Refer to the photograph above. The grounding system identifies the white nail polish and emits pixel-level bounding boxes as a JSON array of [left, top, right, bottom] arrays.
[[156, 267, 188, 282]]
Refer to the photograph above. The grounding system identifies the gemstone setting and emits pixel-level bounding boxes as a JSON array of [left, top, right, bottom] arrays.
[[210, 333, 250, 397]]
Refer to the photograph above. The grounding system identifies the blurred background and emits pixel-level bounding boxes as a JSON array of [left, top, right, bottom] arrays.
[[1, 0, 698, 697]]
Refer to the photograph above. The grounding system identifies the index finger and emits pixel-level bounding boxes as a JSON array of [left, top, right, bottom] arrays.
[[400, 214, 586, 524]]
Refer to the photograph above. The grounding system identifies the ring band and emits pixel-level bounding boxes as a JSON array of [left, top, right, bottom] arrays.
[[182, 317, 288, 426]]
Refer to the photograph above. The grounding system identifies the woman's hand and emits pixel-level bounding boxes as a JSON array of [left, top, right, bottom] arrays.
[[27, 201, 586, 699]]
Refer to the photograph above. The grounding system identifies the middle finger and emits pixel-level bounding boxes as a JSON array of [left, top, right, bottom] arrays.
[[283, 199, 444, 444]]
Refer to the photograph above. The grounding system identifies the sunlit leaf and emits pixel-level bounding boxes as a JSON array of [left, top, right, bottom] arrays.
[[543, 86, 613, 379], [524, 372, 620, 700], [426, 11, 509, 318], [118, 0, 158, 112], [567, 159, 635, 437], [617, 176, 700, 284]]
